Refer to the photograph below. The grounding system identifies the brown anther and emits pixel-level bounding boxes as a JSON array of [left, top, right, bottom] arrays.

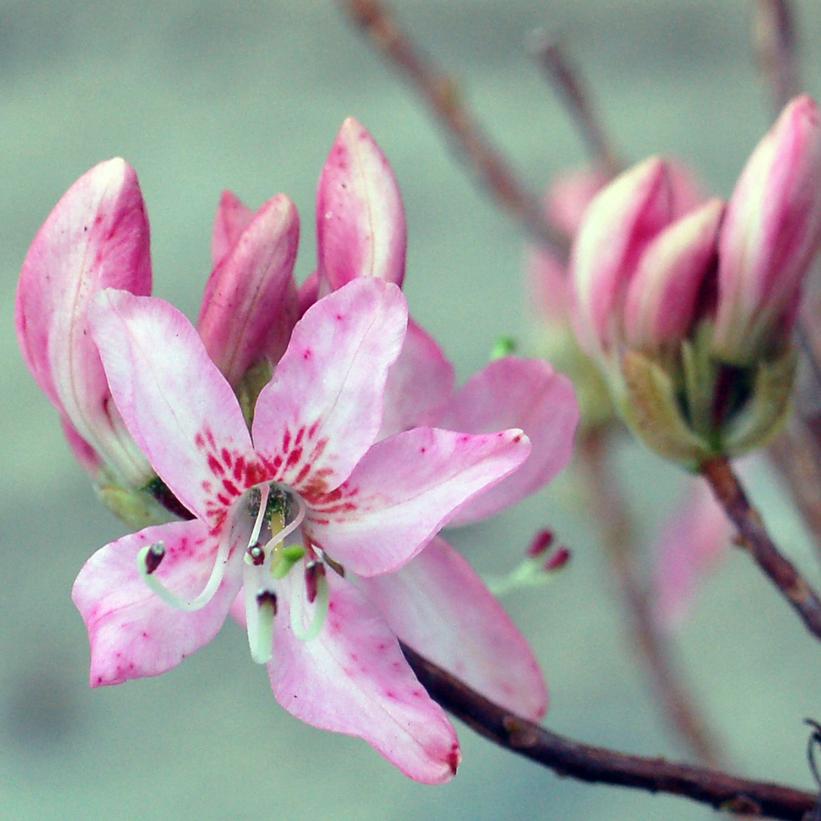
[[144, 542, 166, 575], [256, 590, 278, 614], [247, 544, 266, 566], [322, 553, 345, 577]]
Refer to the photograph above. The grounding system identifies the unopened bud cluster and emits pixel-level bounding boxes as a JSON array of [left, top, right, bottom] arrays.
[[569, 96, 820, 465]]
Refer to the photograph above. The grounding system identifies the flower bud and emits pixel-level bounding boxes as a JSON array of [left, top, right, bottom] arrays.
[[316, 117, 407, 292], [570, 157, 673, 357], [16, 158, 155, 490], [623, 198, 724, 352], [198, 193, 300, 390], [713, 95, 821, 364]]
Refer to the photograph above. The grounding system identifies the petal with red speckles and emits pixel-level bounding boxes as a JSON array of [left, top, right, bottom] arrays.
[[72, 519, 242, 686], [361, 536, 548, 720], [270, 568, 459, 783], [252, 279, 407, 494], [308, 426, 531, 577], [90, 290, 257, 521], [436, 357, 579, 526]]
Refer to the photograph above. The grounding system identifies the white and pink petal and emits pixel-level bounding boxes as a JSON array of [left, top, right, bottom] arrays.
[[307, 426, 531, 577], [270, 569, 459, 783], [360, 537, 548, 720], [251, 279, 407, 496], [72, 519, 242, 686], [90, 290, 259, 522]]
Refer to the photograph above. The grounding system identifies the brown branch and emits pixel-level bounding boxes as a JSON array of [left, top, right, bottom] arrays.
[[752, 0, 799, 114], [528, 30, 620, 175], [338, 0, 566, 253], [401, 642, 816, 819], [701, 455, 821, 641], [580, 431, 725, 766]]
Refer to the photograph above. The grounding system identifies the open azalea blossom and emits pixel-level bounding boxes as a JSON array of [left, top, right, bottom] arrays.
[[73, 277, 535, 782]]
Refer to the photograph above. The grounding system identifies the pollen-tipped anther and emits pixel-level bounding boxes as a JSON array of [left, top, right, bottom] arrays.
[[144, 541, 166, 574]]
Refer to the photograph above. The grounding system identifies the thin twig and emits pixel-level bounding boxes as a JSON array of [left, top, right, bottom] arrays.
[[580, 431, 725, 766], [400, 642, 815, 819], [701, 455, 821, 641], [338, 0, 566, 253], [528, 29, 620, 175], [752, 0, 799, 113]]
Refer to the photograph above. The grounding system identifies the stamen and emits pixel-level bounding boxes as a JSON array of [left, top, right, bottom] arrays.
[[137, 530, 237, 612], [290, 570, 329, 642], [246, 485, 270, 550], [319, 550, 345, 577], [270, 545, 305, 579]]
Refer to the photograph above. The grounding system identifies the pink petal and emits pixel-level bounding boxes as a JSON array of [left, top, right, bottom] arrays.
[[60, 415, 102, 475], [72, 519, 242, 686], [270, 569, 459, 783], [15, 158, 152, 484], [360, 536, 548, 720], [316, 117, 406, 291], [570, 157, 672, 354], [90, 290, 256, 522], [307, 426, 531, 577], [198, 194, 300, 387], [623, 198, 724, 350], [714, 95, 821, 362], [211, 190, 254, 268], [251, 279, 407, 495], [436, 358, 579, 526], [378, 318, 456, 439], [653, 481, 732, 629]]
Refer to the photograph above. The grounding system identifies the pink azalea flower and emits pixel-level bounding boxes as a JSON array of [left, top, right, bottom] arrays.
[[72, 277, 532, 782], [286, 118, 582, 719]]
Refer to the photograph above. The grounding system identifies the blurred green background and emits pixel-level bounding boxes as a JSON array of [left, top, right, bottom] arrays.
[[2, 2, 820, 818]]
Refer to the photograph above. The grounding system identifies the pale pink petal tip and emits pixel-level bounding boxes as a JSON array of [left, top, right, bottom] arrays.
[[211, 190, 255, 268], [317, 117, 407, 291]]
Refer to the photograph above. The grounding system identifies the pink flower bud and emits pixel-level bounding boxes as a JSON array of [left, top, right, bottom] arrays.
[[198, 194, 300, 387], [545, 165, 609, 238], [623, 198, 724, 351], [713, 95, 821, 363], [570, 157, 673, 355], [316, 117, 407, 292], [15, 158, 154, 485]]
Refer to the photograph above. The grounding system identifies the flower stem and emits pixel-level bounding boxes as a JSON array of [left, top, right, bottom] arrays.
[[400, 642, 815, 819], [701, 455, 821, 641], [581, 430, 724, 766]]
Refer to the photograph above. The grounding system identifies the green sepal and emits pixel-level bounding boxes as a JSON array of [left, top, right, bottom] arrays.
[[96, 481, 173, 528], [620, 350, 711, 465], [720, 347, 797, 455], [237, 358, 274, 427]]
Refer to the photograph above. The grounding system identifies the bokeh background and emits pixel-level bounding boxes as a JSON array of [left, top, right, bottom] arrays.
[[2, 2, 820, 818]]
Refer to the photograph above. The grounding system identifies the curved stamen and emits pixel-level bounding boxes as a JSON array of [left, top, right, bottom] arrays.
[[243, 485, 271, 566], [263, 492, 306, 553], [290, 569, 329, 642], [137, 529, 238, 612]]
